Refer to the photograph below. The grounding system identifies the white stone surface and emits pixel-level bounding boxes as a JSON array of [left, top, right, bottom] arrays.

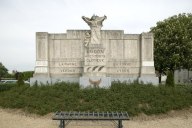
[[142, 61, 154, 66], [35, 67, 48, 73], [35, 61, 48, 66], [31, 16, 157, 85], [124, 39, 139, 59]]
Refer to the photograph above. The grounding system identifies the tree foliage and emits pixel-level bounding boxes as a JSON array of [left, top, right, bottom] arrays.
[[151, 13, 192, 75], [22, 71, 34, 81], [17, 73, 24, 85], [0, 62, 8, 80]]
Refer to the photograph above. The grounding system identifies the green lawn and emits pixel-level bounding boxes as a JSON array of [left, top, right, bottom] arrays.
[[0, 82, 192, 116]]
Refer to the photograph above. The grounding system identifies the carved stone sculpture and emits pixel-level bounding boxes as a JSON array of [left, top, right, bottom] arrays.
[[82, 15, 107, 44], [84, 31, 91, 47]]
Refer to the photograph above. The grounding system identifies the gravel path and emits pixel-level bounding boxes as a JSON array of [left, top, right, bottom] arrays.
[[0, 108, 192, 128]]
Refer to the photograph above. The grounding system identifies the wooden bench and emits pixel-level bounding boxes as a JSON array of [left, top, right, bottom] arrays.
[[52, 111, 129, 128]]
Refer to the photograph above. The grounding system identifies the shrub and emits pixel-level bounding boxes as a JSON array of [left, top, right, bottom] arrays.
[[0, 82, 192, 116], [0, 84, 15, 92], [22, 71, 34, 81], [166, 71, 175, 87], [17, 73, 24, 85]]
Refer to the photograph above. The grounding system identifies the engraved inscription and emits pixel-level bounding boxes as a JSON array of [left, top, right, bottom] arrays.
[[85, 47, 106, 66], [117, 68, 129, 73], [108, 67, 140, 74], [61, 69, 75, 73], [59, 62, 77, 67], [87, 49, 104, 54], [113, 62, 131, 67], [49, 61, 82, 67], [108, 68, 130, 74], [88, 55, 105, 58], [50, 68, 82, 74], [107, 61, 140, 67], [86, 59, 104, 62]]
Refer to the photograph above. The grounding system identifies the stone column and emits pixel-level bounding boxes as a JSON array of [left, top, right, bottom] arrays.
[[30, 32, 51, 85], [139, 33, 158, 85]]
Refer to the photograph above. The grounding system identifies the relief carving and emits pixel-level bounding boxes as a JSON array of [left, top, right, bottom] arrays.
[[89, 78, 102, 87], [86, 66, 105, 72], [84, 31, 91, 47]]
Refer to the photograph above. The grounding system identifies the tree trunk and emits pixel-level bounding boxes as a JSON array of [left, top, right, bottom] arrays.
[[159, 74, 161, 84], [188, 69, 189, 83]]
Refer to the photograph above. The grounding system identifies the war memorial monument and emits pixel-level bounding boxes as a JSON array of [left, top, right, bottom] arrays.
[[30, 15, 158, 86]]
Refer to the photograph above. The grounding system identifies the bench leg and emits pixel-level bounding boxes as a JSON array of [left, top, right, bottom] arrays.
[[59, 120, 65, 128], [118, 120, 122, 128]]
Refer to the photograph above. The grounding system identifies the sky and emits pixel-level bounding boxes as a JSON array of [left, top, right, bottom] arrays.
[[0, 0, 191, 72]]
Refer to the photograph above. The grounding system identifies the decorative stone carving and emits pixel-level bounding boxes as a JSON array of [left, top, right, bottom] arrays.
[[89, 78, 101, 87], [84, 31, 91, 47], [82, 15, 107, 44]]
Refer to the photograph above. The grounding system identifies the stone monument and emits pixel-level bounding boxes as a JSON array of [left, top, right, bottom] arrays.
[[30, 15, 158, 86]]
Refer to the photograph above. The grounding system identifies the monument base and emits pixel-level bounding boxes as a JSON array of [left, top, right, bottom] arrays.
[[30, 76, 52, 85], [111, 77, 139, 83], [30, 76, 79, 85], [30, 76, 159, 86], [138, 76, 159, 85], [79, 76, 111, 88]]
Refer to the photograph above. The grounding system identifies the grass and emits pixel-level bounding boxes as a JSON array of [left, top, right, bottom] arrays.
[[0, 82, 192, 116], [0, 83, 15, 92]]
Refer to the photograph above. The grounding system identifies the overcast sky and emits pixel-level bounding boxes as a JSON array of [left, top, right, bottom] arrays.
[[0, 0, 191, 72]]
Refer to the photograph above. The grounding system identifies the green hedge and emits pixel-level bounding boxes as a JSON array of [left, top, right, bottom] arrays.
[[0, 84, 15, 92], [0, 82, 192, 116]]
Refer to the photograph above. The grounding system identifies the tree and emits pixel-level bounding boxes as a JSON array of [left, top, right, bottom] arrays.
[[14, 71, 21, 80], [0, 62, 8, 81], [17, 73, 24, 85], [151, 13, 192, 83], [22, 71, 34, 81]]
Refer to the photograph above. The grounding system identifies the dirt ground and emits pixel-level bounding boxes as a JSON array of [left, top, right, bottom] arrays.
[[0, 108, 192, 128]]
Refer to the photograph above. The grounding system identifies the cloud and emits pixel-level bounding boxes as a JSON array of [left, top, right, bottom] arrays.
[[0, 0, 192, 71]]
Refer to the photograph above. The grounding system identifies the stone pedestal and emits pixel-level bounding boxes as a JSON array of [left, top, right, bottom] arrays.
[[81, 43, 109, 87]]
